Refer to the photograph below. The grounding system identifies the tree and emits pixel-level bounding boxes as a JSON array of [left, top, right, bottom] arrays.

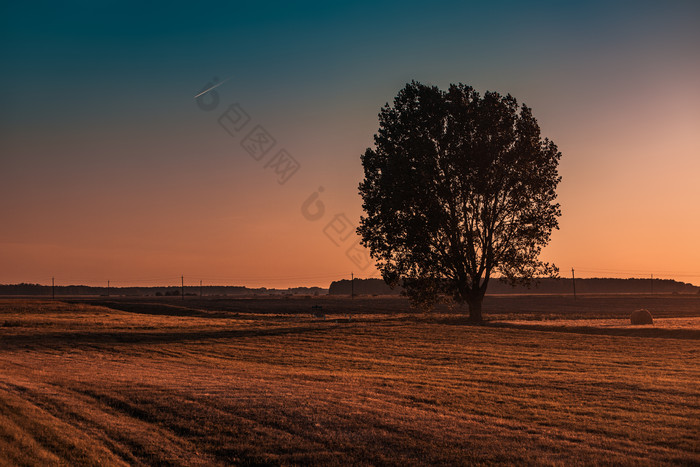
[[358, 82, 561, 321]]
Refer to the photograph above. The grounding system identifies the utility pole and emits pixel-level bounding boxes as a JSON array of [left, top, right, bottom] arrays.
[[571, 268, 577, 300], [351, 272, 354, 299], [651, 274, 654, 295], [200, 280, 203, 298], [181, 275, 184, 300], [52, 277, 55, 300]]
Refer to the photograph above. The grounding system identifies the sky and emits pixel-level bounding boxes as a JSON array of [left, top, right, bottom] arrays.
[[1, 1, 699, 288]]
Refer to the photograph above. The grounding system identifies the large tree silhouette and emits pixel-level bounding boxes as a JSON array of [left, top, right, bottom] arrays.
[[358, 82, 561, 321]]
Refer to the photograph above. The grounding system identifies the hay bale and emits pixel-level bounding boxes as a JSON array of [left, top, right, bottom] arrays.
[[630, 309, 653, 325]]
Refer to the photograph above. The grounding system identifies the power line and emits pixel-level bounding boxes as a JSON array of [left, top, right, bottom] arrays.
[[574, 268, 700, 277], [195, 272, 357, 282]]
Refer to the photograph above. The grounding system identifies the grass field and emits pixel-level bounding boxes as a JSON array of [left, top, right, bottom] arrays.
[[0, 296, 698, 465]]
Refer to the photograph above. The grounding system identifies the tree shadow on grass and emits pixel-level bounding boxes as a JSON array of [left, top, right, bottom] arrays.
[[485, 321, 700, 340], [432, 315, 700, 339]]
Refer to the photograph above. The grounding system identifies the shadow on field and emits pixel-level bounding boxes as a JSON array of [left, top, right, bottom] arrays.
[[72, 301, 231, 318], [71, 295, 700, 320], [0, 324, 337, 351], [483, 321, 700, 340]]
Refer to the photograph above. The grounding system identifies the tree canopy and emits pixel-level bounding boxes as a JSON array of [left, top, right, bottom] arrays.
[[358, 81, 562, 321]]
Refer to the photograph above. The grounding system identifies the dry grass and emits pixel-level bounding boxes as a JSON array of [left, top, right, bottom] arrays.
[[501, 316, 700, 330], [0, 298, 698, 465]]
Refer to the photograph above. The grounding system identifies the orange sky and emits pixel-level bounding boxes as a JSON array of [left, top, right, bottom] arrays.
[[2, 2, 699, 289]]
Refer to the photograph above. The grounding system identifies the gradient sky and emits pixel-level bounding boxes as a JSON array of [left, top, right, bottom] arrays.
[[2, 1, 699, 288]]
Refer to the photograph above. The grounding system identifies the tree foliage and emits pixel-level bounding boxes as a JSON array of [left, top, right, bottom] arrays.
[[358, 82, 562, 320]]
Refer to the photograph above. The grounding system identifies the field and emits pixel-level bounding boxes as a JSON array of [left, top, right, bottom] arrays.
[[0, 295, 698, 465]]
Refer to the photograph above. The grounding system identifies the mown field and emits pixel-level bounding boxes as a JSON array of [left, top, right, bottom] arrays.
[[0, 296, 698, 465]]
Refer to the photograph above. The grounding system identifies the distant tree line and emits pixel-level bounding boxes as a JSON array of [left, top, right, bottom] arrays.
[[328, 278, 700, 296], [0, 284, 327, 297]]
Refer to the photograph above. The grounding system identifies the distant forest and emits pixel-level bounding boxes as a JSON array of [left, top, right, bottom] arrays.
[[329, 278, 700, 296], [3, 278, 698, 297], [0, 284, 327, 297]]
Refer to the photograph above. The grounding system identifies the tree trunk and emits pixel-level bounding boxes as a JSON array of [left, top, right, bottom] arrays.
[[467, 296, 483, 322]]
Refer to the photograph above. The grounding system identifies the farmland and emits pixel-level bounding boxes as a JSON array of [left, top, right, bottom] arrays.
[[0, 295, 698, 465]]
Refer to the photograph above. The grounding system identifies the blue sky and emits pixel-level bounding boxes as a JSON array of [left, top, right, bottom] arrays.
[[4, 1, 696, 122]]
